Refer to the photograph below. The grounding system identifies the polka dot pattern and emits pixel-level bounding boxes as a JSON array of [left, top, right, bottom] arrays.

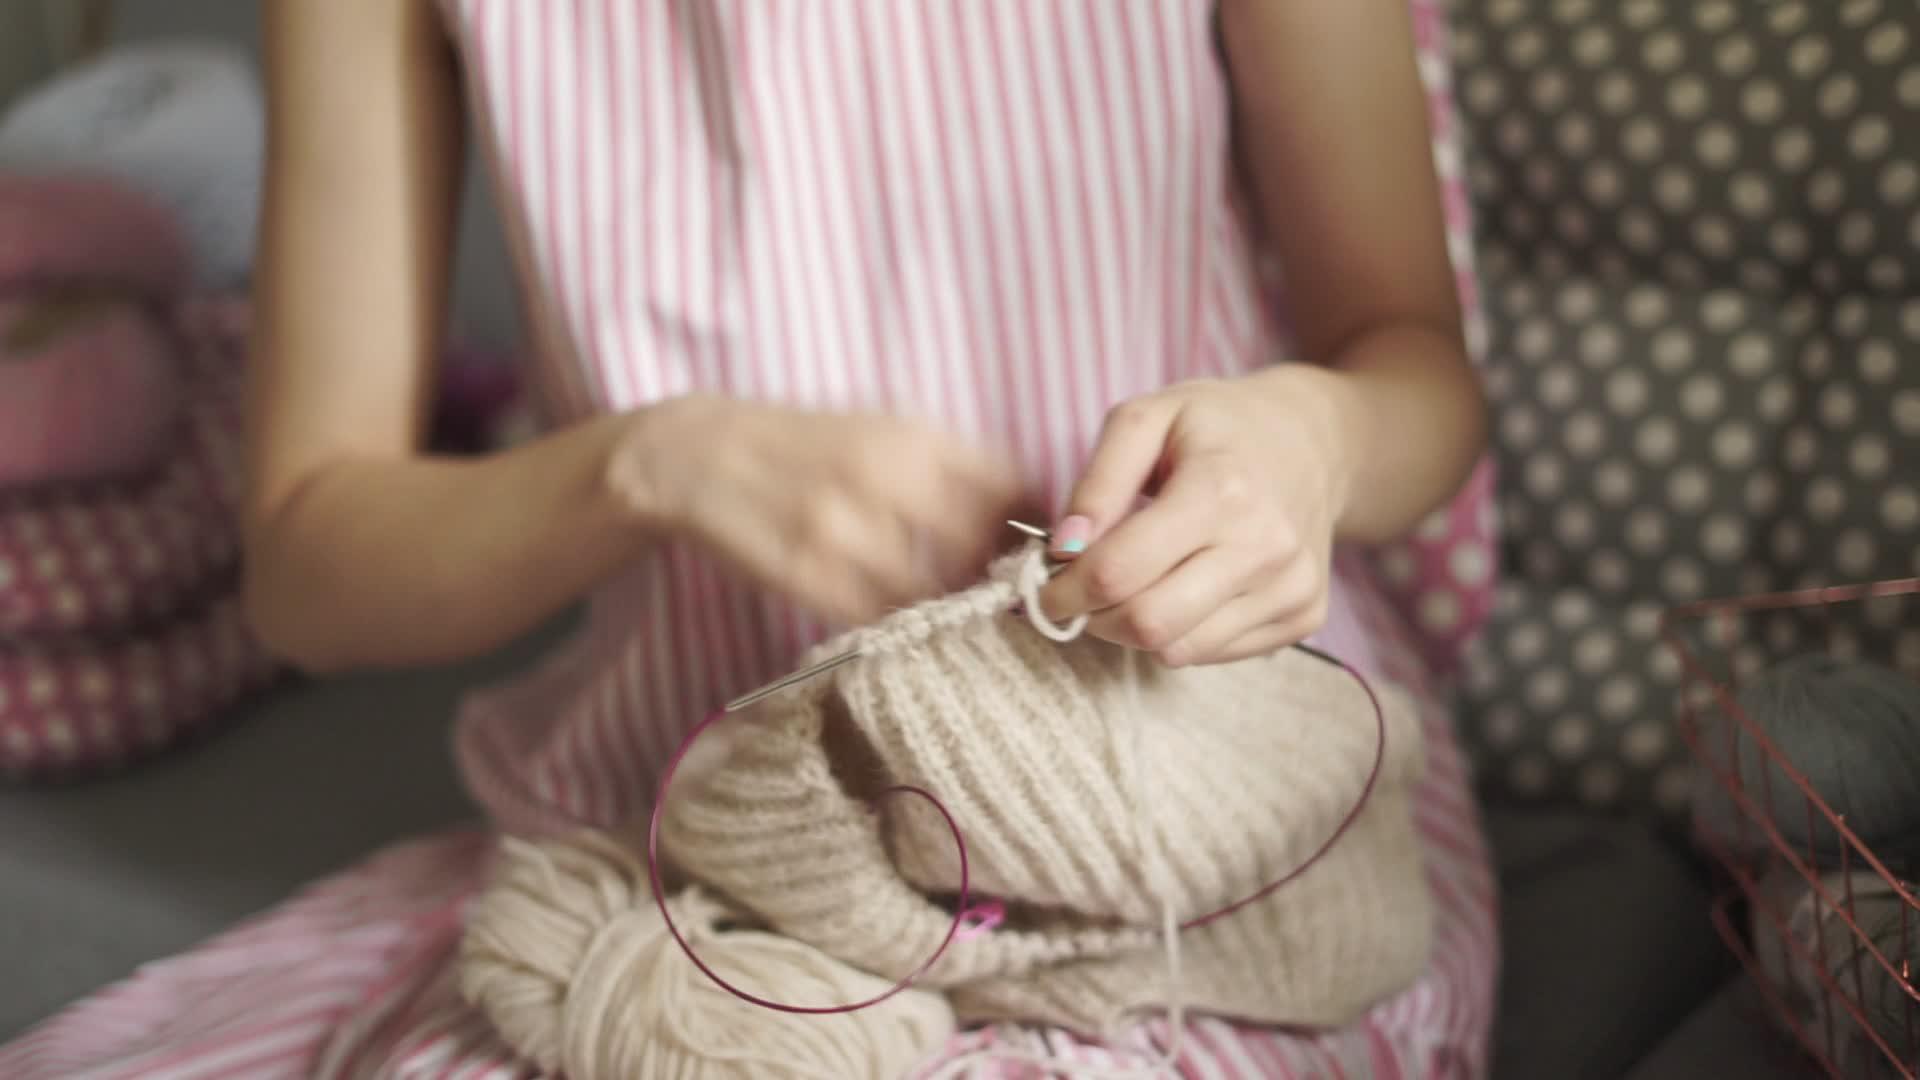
[[0, 300, 279, 781], [0, 336, 244, 640], [1453, 1, 1920, 813]]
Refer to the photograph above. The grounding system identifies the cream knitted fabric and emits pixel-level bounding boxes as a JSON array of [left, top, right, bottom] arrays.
[[660, 549, 1434, 1036]]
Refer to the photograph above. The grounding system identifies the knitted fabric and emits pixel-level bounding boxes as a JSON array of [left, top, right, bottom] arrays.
[[660, 549, 1434, 1036]]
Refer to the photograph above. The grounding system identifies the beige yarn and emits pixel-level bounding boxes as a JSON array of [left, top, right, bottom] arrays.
[[459, 831, 957, 1079], [660, 547, 1433, 1034], [460, 546, 1435, 1077]]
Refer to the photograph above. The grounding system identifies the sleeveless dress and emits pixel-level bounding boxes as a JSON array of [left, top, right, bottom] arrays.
[[0, 2, 1501, 1076]]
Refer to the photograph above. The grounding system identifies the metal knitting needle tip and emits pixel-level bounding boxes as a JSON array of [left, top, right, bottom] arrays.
[[1007, 519, 1072, 580], [1006, 520, 1054, 544], [724, 649, 862, 713]]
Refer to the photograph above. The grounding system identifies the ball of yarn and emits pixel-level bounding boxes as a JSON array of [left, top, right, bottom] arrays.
[[1695, 655, 1920, 873], [459, 832, 956, 1080], [1750, 868, 1919, 1077], [1849, 885, 1920, 1069]]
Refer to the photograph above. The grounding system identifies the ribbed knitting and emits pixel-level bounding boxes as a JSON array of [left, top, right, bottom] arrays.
[[660, 550, 1434, 1036]]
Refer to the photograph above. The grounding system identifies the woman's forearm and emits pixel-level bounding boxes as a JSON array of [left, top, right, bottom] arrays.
[[244, 413, 649, 673], [1220, 0, 1486, 547], [248, 0, 668, 674], [1310, 322, 1486, 545]]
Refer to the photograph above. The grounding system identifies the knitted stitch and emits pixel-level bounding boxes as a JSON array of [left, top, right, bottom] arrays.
[[661, 549, 1434, 1036]]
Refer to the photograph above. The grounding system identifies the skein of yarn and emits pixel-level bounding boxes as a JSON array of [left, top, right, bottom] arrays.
[[458, 831, 957, 1080], [1694, 654, 1920, 874]]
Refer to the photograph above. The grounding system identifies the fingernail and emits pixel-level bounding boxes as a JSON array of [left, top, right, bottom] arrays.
[[1054, 515, 1091, 554]]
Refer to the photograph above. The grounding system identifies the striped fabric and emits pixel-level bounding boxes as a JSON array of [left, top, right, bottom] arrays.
[[0, 2, 1498, 1076]]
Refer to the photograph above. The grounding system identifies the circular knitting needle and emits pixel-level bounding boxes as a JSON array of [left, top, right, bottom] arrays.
[[724, 650, 862, 713]]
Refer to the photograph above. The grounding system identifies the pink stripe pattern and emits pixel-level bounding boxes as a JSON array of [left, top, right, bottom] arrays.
[[0, 2, 1498, 1076]]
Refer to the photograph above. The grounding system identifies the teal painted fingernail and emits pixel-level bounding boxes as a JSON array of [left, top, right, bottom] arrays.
[[1054, 515, 1092, 555]]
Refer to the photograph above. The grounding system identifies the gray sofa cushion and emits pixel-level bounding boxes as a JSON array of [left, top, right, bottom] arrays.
[[0, 623, 560, 1040], [1451, 0, 1920, 812], [1486, 809, 1733, 1079], [1622, 980, 1816, 1080]]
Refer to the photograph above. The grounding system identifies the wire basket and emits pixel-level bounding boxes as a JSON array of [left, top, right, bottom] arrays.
[[1663, 579, 1920, 1079]]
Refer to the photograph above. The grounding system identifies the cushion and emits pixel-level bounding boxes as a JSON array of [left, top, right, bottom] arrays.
[[0, 300, 239, 638], [0, 300, 279, 779], [1485, 808, 1733, 1079], [1621, 981, 1817, 1080], [1450, 0, 1920, 811], [0, 631, 541, 1039]]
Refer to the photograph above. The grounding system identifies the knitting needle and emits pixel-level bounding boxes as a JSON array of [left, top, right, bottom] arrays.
[[723, 520, 1057, 712], [1005, 519, 1052, 543], [724, 649, 864, 712]]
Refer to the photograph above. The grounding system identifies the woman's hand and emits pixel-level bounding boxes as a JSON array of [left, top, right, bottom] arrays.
[[616, 395, 1031, 628], [1037, 366, 1361, 667]]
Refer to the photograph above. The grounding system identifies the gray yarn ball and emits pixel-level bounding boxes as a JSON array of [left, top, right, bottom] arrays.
[[1694, 654, 1920, 874]]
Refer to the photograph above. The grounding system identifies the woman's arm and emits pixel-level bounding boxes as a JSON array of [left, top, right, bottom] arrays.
[[248, 0, 1030, 675], [1219, 0, 1486, 545], [246, 0, 655, 674], [1035, 0, 1488, 661]]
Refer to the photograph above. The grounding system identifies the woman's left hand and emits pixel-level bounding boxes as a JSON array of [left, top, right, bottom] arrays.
[[1037, 365, 1360, 667]]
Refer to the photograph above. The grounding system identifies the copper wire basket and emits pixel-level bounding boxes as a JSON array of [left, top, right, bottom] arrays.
[[1663, 579, 1920, 1079]]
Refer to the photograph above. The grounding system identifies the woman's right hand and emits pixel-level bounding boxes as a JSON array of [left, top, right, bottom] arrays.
[[614, 395, 1031, 627]]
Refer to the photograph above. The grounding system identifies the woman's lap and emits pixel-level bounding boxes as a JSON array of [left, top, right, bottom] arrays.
[[0, 566, 1495, 1080]]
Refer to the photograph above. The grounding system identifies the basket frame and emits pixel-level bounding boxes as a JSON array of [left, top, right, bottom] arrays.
[[1662, 577, 1920, 1079]]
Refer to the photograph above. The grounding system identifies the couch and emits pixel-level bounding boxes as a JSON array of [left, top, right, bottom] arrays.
[[7, 2, 1915, 1076]]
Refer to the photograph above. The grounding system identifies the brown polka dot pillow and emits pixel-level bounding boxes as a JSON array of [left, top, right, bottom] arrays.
[[1450, 0, 1920, 812], [0, 301, 279, 779]]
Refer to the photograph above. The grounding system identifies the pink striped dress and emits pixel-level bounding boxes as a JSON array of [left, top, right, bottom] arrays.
[[0, 2, 1500, 1076]]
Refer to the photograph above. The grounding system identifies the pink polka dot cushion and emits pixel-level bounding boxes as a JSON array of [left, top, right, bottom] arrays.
[[0, 293, 184, 492], [0, 175, 197, 494], [0, 299, 278, 780], [0, 301, 246, 640], [0, 594, 277, 778]]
